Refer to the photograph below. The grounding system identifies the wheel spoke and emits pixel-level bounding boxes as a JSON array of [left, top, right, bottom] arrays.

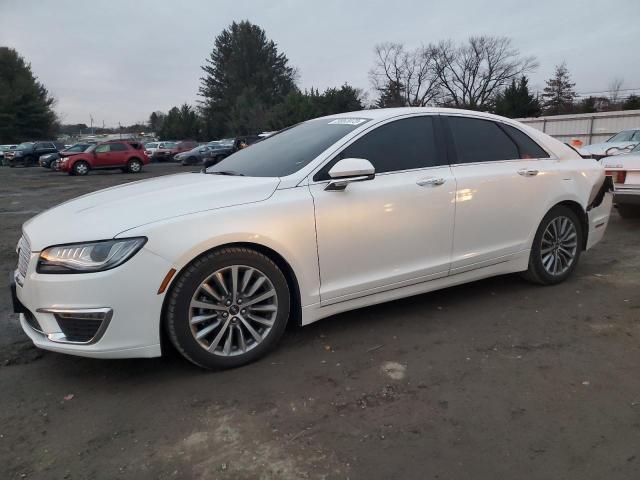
[[191, 313, 218, 325], [240, 268, 254, 293], [207, 318, 231, 352], [196, 321, 220, 340], [243, 289, 275, 307], [230, 266, 239, 303], [223, 325, 233, 355], [247, 313, 274, 327], [200, 283, 222, 302], [236, 325, 247, 352], [245, 276, 266, 297], [239, 316, 262, 343], [249, 304, 277, 312], [213, 271, 229, 296], [191, 300, 226, 311]]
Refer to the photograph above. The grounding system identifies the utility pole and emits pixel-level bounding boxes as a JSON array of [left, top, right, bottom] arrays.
[[118, 122, 122, 139], [90, 114, 94, 135]]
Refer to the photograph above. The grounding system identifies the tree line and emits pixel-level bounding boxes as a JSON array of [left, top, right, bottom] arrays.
[[1, 22, 639, 143]]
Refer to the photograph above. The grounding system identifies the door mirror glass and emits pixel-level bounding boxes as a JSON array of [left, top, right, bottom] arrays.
[[328, 158, 375, 179]]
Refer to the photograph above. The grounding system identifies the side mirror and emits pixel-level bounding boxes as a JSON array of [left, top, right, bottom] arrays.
[[325, 158, 375, 191]]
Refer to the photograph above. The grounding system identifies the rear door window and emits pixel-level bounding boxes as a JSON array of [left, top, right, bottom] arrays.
[[501, 125, 549, 158], [447, 116, 519, 164], [110, 143, 128, 151]]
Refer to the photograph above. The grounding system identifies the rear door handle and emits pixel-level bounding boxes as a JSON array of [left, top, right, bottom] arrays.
[[417, 177, 446, 187], [517, 168, 539, 177]]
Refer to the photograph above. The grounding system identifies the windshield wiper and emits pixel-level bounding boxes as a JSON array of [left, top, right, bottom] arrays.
[[205, 170, 245, 176]]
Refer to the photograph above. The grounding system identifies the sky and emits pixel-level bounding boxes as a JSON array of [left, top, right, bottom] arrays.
[[1, 0, 638, 126]]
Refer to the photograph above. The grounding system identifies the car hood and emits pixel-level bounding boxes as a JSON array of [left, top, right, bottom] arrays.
[[23, 173, 280, 250], [579, 141, 638, 156]]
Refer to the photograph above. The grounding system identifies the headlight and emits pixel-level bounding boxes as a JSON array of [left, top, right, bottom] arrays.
[[37, 237, 147, 274]]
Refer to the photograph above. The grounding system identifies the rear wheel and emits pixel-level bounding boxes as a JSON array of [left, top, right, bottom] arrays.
[[72, 161, 89, 176], [165, 248, 291, 369], [617, 204, 640, 219], [522, 206, 582, 285], [127, 158, 143, 173]]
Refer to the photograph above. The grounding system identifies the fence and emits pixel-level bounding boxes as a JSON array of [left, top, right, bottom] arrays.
[[517, 109, 640, 146]]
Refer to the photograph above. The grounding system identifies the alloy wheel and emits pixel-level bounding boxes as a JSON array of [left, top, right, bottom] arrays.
[[189, 265, 278, 356], [541, 216, 578, 276]]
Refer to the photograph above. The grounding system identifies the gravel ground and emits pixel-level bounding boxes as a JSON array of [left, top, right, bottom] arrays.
[[1, 164, 639, 480]]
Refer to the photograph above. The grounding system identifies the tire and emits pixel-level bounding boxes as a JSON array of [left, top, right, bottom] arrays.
[[522, 205, 583, 285], [127, 158, 143, 173], [72, 161, 89, 176], [617, 204, 640, 219], [165, 247, 291, 369]]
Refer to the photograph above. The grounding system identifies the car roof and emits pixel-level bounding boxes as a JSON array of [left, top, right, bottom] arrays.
[[320, 107, 518, 123]]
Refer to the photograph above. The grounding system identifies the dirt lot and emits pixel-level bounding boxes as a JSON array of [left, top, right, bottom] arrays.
[[0, 164, 639, 480]]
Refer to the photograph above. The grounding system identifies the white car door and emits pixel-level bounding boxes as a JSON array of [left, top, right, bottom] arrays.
[[444, 115, 560, 274], [308, 115, 455, 304]]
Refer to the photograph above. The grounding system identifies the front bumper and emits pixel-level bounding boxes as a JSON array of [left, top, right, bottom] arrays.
[[586, 190, 613, 250], [13, 246, 174, 359]]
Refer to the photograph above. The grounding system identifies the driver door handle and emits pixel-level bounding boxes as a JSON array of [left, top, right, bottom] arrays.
[[417, 177, 446, 187], [518, 168, 539, 177]]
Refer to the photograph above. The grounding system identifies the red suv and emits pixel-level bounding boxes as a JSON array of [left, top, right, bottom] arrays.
[[59, 140, 149, 175]]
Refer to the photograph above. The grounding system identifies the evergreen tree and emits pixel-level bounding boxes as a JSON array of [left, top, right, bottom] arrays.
[[148, 111, 165, 133], [541, 62, 577, 115], [375, 80, 406, 108], [0, 47, 57, 143], [157, 104, 200, 139], [494, 76, 541, 118], [199, 21, 296, 137], [623, 95, 640, 111]]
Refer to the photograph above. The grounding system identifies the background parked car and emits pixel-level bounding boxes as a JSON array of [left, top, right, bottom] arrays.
[[175, 145, 216, 166], [6, 141, 65, 167], [39, 142, 96, 169], [578, 129, 640, 159], [151, 140, 198, 162], [202, 135, 262, 168], [603, 142, 640, 218], [0, 144, 17, 166], [58, 140, 149, 175]]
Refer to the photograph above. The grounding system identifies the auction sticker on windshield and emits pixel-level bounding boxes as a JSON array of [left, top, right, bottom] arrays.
[[328, 118, 369, 125]]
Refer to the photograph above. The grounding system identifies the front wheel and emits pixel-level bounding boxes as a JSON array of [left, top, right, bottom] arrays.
[[127, 158, 143, 173], [522, 206, 583, 285], [72, 161, 89, 176], [165, 248, 291, 369]]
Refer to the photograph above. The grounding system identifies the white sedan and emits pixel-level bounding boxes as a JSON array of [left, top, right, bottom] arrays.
[[578, 129, 640, 159], [603, 143, 640, 218], [11, 108, 613, 369]]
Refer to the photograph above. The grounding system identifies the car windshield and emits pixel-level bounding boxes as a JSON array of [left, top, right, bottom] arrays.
[[17, 142, 34, 150], [162, 142, 178, 149], [64, 143, 91, 153], [607, 130, 636, 142], [205, 118, 370, 177], [209, 139, 234, 148], [145, 142, 158, 148]]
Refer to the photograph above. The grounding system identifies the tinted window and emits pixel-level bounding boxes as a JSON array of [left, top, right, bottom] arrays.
[[110, 143, 128, 151], [36, 142, 53, 149], [207, 118, 370, 177], [501, 124, 549, 158], [315, 116, 439, 180], [95, 144, 110, 153], [448, 117, 519, 163]]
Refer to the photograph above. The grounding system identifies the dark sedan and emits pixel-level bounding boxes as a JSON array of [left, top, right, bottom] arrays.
[[40, 143, 96, 169]]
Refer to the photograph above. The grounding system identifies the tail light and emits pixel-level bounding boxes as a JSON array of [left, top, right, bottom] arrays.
[[605, 170, 627, 184]]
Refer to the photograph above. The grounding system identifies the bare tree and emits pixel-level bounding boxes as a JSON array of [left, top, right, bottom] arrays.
[[432, 36, 538, 110], [608, 77, 624, 104], [369, 42, 440, 107]]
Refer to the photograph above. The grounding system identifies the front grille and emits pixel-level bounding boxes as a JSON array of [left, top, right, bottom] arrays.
[[17, 236, 31, 278], [56, 317, 104, 342]]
